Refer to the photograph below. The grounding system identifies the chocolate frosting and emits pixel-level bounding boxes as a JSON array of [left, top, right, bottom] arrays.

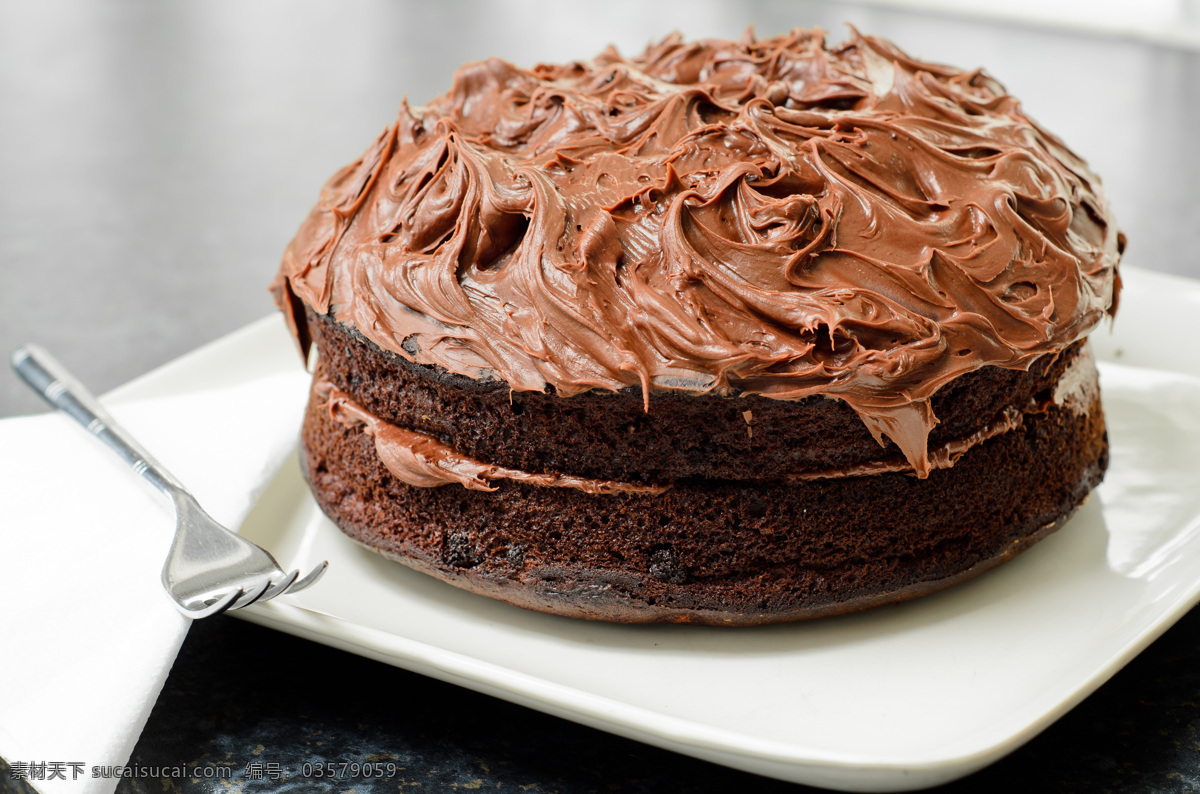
[[276, 28, 1122, 476]]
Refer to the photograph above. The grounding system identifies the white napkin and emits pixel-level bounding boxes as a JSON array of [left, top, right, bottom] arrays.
[[0, 336, 309, 794]]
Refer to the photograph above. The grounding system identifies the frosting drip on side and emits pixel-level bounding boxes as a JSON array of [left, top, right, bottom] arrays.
[[278, 28, 1122, 477], [793, 343, 1099, 479]]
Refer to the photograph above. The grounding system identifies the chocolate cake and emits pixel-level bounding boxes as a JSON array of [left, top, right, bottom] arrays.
[[273, 28, 1123, 625]]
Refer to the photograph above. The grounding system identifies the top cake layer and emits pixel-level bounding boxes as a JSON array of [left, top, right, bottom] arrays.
[[275, 28, 1122, 474]]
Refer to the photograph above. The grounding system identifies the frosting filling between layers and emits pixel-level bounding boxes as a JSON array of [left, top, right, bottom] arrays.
[[316, 379, 670, 495], [314, 343, 1098, 493]]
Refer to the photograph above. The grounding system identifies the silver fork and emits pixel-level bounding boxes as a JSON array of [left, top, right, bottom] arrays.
[[11, 344, 327, 618]]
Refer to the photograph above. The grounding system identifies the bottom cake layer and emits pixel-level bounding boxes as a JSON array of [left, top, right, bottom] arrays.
[[299, 369, 1110, 625]]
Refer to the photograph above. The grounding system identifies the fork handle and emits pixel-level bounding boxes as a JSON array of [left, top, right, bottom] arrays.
[[11, 344, 186, 498]]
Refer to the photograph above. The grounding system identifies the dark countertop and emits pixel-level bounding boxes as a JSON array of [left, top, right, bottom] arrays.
[[3, 2, 1199, 792], [94, 607, 1200, 792]]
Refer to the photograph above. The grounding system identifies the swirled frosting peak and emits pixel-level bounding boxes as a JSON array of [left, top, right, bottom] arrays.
[[276, 27, 1122, 476]]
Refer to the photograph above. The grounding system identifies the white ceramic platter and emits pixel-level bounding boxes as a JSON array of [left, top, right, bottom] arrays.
[[107, 266, 1200, 792]]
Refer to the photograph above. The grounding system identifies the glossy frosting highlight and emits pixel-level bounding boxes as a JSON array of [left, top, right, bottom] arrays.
[[277, 28, 1122, 475]]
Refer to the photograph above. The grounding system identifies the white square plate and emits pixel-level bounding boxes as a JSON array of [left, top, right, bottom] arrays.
[[109, 266, 1200, 792]]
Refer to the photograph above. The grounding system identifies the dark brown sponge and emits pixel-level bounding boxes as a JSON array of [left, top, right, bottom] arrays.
[[299, 370, 1108, 625], [309, 309, 1083, 484]]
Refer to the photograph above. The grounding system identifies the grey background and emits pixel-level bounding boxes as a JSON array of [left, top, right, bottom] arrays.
[[1, 0, 1197, 418]]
